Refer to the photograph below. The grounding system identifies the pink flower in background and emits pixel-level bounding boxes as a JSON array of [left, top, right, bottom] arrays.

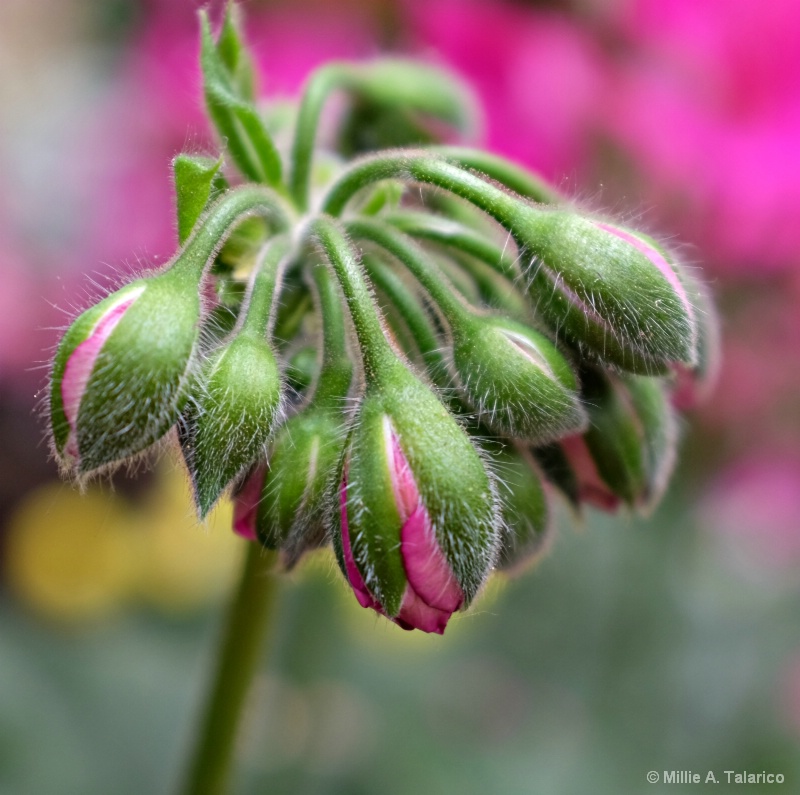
[[409, 0, 800, 275], [406, 0, 608, 185], [700, 455, 800, 570], [600, 0, 800, 274]]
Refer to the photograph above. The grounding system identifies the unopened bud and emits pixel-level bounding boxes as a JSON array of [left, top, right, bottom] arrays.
[[256, 408, 346, 565], [452, 316, 586, 442], [517, 211, 698, 374], [493, 445, 552, 573], [180, 332, 282, 517], [560, 370, 678, 511], [333, 365, 497, 634], [50, 273, 199, 476]]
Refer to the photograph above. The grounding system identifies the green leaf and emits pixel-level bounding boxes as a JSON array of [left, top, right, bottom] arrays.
[[173, 154, 225, 245], [344, 59, 479, 137], [216, 2, 256, 102], [199, 11, 282, 186]]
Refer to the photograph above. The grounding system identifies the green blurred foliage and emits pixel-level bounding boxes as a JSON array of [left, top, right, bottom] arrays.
[[2, 498, 799, 794]]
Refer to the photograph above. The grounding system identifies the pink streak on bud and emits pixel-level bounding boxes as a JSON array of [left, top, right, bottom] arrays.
[[561, 434, 621, 512], [339, 463, 383, 612], [62, 288, 144, 460], [232, 465, 266, 541], [386, 423, 464, 634], [595, 223, 694, 324]]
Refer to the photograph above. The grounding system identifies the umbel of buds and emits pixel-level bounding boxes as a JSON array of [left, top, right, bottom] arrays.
[[46, 4, 718, 633]]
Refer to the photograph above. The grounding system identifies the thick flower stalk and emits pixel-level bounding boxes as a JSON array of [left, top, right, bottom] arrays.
[[47, 2, 716, 635]]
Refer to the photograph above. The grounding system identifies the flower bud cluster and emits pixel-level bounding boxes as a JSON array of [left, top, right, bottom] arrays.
[[46, 4, 717, 634]]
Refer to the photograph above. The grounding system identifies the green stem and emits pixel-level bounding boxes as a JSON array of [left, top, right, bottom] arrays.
[[321, 151, 527, 228], [240, 237, 291, 340], [308, 216, 396, 383], [308, 262, 354, 410], [361, 254, 443, 371], [179, 544, 280, 795], [289, 64, 348, 210], [430, 146, 564, 205], [170, 186, 292, 284], [382, 211, 518, 280], [346, 218, 470, 326]]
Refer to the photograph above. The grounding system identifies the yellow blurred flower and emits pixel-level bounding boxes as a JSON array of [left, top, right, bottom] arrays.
[[5, 464, 246, 623], [5, 483, 137, 622], [133, 466, 244, 613]]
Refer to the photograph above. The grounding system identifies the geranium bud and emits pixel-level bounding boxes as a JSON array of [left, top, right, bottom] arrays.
[[180, 332, 283, 518], [333, 365, 497, 634], [50, 273, 200, 476], [451, 316, 587, 442], [561, 369, 678, 512], [516, 211, 698, 374], [493, 445, 552, 573], [256, 409, 346, 564]]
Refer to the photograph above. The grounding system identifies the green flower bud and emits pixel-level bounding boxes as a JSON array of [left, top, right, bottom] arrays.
[[180, 239, 288, 517], [562, 370, 678, 511], [180, 333, 283, 517], [451, 315, 587, 442], [310, 216, 496, 632], [333, 362, 498, 633], [50, 271, 199, 476], [493, 444, 552, 573], [517, 212, 698, 373], [256, 408, 346, 563]]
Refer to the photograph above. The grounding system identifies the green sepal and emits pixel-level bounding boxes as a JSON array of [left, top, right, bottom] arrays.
[[199, 11, 282, 186], [180, 333, 283, 517], [173, 153, 225, 245]]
